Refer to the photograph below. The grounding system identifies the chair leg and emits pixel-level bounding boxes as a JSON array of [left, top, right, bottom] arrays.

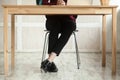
[[41, 32, 49, 63], [73, 32, 80, 69]]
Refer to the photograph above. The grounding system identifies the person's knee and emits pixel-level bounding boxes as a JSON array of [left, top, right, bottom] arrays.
[[49, 31, 59, 38]]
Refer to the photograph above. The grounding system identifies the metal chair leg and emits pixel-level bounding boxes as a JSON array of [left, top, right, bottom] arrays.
[[73, 31, 81, 69], [41, 32, 49, 63]]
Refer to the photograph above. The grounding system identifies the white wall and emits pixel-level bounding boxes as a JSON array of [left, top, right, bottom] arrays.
[[0, 0, 120, 53]]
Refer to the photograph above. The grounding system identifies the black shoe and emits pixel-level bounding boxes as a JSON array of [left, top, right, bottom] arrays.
[[41, 59, 58, 72], [49, 62, 58, 72], [41, 59, 52, 73]]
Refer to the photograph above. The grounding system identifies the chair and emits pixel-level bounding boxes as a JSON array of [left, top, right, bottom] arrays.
[[41, 30, 81, 69]]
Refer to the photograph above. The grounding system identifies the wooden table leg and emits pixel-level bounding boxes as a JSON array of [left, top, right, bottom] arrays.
[[4, 8, 8, 76], [11, 15, 15, 71], [112, 8, 117, 75], [102, 15, 106, 67]]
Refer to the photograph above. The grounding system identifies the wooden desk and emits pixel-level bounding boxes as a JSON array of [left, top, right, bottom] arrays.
[[2, 5, 117, 76]]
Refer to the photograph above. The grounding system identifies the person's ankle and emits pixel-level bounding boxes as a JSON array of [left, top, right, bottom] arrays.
[[48, 52, 57, 62], [47, 58, 53, 63]]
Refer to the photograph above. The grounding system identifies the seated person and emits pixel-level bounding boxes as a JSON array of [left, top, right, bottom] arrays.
[[38, 0, 77, 72]]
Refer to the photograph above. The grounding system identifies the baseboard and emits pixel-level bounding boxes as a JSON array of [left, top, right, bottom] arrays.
[[0, 49, 120, 53]]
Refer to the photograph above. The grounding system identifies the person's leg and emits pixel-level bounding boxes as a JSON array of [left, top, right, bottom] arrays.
[[51, 19, 76, 56], [46, 19, 61, 62], [48, 31, 59, 58], [41, 18, 76, 72], [41, 19, 60, 72], [47, 19, 76, 61]]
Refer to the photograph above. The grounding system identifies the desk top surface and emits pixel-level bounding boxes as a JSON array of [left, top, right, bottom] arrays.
[[2, 5, 118, 15], [2, 5, 118, 8]]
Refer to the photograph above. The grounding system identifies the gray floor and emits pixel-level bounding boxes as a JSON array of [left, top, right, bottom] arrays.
[[0, 52, 120, 80]]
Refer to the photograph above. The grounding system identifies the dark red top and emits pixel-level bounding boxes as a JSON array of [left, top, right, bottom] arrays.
[[42, 0, 77, 21], [42, 0, 67, 5]]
